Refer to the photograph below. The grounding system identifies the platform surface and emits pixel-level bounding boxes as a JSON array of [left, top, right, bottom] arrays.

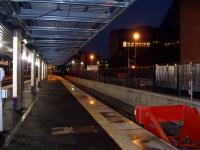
[[59, 76, 177, 150], [2, 78, 120, 150]]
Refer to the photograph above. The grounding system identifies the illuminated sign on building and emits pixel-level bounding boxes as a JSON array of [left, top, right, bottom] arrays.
[[122, 41, 151, 48]]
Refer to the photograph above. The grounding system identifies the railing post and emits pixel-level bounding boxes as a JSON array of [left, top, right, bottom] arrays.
[[125, 67, 128, 87], [177, 64, 181, 96], [137, 66, 140, 89], [153, 65, 156, 92]]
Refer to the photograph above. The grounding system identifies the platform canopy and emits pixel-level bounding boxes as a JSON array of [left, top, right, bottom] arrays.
[[0, 0, 135, 65]]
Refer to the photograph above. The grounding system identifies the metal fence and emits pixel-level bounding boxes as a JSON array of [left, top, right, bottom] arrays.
[[67, 63, 200, 100]]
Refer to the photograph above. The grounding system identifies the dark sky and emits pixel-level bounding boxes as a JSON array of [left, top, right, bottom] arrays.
[[81, 0, 174, 58]]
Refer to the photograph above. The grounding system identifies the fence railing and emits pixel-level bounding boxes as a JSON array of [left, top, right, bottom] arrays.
[[67, 63, 200, 100]]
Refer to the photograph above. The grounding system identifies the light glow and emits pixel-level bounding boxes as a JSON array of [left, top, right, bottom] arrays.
[[0, 42, 3, 48], [23, 39, 28, 44], [22, 52, 27, 60], [123, 41, 127, 48], [90, 54, 94, 60], [27, 53, 32, 63], [35, 58, 40, 66], [133, 32, 140, 41], [89, 100, 95, 105], [131, 65, 136, 69]]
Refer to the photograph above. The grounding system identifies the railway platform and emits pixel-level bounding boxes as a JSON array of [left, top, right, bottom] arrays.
[[1, 76, 177, 150]]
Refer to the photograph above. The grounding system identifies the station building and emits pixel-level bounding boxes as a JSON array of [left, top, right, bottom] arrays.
[[109, 26, 180, 68]]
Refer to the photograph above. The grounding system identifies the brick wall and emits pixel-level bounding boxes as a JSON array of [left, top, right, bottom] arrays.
[[180, 0, 200, 63]]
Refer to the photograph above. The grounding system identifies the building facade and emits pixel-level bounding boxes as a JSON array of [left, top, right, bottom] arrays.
[[110, 26, 180, 68]]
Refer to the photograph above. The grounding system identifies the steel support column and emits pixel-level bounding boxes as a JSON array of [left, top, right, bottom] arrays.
[[21, 45, 25, 90], [38, 58, 42, 87], [41, 60, 44, 81], [46, 63, 48, 79], [31, 51, 36, 94], [44, 63, 46, 80], [43, 61, 45, 80], [12, 28, 22, 110]]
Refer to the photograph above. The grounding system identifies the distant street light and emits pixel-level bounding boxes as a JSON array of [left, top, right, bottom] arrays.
[[90, 54, 94, 60], [133, 32, 140, 41], [23, 39, 28, 44], [89, 54, 95, 65], [133, 32, 140, 67], [133, 32, 140, 87], [131, 65, 136, 69]]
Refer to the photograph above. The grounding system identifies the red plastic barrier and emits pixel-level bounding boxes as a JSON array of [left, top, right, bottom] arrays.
[[135, 105, 200, 149]]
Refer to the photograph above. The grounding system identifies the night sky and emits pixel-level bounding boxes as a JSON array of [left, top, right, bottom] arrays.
[[81, 0, 174, 58]]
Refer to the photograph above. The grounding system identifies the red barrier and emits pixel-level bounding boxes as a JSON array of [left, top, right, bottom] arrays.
[[135, 105, 200, 149]]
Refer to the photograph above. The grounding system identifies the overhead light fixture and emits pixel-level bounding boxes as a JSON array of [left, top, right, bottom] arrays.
[[0, 42, 3, 48], [22, 52, 27, 60], [35, 59, 40, 66], [23, 39, 28, 44], [27, 52, 32, 63]]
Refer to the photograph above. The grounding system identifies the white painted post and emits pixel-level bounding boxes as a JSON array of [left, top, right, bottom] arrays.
[[44, 62, 46, 80], [45, 63, 47, 80], [0, 68, 5, 131], [31, 51, 36, 94], [41, 60, 44, 81], [46, 63, 48, 80], [21, 44, 25, 90], [12, 29, 22, 110], [38, 58, 42, 87]]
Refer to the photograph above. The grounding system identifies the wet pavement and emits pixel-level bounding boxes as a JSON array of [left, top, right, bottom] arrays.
[[2, 79, 120, 150], [2, 80, 37, 142]]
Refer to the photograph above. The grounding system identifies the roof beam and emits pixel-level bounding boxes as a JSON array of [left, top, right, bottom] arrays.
[[32, 35, 90, 40], [36, 43, 82, 47], [31, 31, 92, 37], [20, 8, 109, 19], [35, 40, 84, 44], [10, 0, 128, 8], [38, 47, 80, 49], [18, 14, 109, 23], [36, 43, 82, 45], [27, 26, 97, 33]]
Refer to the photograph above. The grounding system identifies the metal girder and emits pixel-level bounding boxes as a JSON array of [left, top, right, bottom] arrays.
[[36, 43, 82, 46], [41, 47, 77, 49], [18, 14, 109, 24], [31, 31, 92, 37], [37, 45, 80, 47], [1, 0, 134, 65], [10, 0, 129, 8], [44, 55, 72, 57], [27, 26, 97, 33], [37, 45, 82, 48], [20, 8, 109, 19], [32, 35, 90, 40], [47, 59, 68, 61], [36, 42, 82, 44], [35, 41, 84, 44]]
